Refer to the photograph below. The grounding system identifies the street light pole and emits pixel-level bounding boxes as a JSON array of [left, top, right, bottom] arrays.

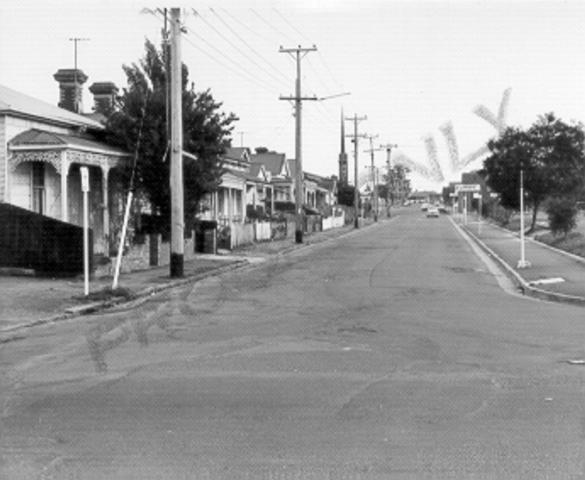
[[517, 168, 531, 269]]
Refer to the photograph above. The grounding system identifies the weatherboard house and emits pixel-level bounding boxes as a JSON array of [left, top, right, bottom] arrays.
[[0, 69, 128, 257]]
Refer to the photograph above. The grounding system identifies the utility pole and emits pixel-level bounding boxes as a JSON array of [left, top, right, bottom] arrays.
[[169, 8, 184, 277], [279, 45, 317, 243], [380, 143, 398, 215], [345, 114, 367, 228], [162, 8, 171, 153], [68, 37, 89, 113], [364, 134, 379, 221]]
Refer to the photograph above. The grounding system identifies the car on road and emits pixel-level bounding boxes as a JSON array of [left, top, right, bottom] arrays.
[[426, 207, 440, 218]]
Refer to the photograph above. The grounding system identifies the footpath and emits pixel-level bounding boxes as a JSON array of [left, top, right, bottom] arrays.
[[2, 215, 585, 336], [0, 223, 360, 334], [455, 217, 585, 306]]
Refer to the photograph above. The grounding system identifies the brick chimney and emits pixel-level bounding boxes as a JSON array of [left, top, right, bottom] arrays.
[[89, 81, 118, 114], [53, 68, 88, 113]]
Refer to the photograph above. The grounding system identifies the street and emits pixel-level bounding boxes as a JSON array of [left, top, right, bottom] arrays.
[[3, 208, 585, 479]]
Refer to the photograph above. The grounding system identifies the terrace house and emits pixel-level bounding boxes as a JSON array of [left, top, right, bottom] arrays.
[[0, 71, 129, 255]]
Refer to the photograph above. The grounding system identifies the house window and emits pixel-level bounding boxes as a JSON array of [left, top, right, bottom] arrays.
[[32, 162, 45, 214]]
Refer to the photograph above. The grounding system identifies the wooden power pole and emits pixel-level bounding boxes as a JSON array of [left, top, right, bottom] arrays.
[[169, 8, 184, 277], [380, 143, 398, 215], [345, 114, 367, 228], [364, 134, 379, 222], [279, 45, 317, 244]]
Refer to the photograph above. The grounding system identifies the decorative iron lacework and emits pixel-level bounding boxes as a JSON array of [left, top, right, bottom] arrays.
[[9, 149, 123, 175], [66, 150, 119, 172], [9, 150, 62, 173]]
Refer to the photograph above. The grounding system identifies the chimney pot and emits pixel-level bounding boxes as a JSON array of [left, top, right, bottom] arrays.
[[53, 68, 88, 113], [89, 81, 118, 114]]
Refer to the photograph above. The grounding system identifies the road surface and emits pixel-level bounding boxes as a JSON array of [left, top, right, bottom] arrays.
[[2, 208, 585, 479]]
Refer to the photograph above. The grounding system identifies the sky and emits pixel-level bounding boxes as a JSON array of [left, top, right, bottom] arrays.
[[1, 0, 584, 191]]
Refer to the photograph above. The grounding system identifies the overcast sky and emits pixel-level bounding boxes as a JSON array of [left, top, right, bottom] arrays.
[[1, 0, 584, 190]]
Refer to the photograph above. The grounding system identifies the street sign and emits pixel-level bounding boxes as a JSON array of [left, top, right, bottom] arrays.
[[455, 183, 480, 193], [80, 166, 90, 192]]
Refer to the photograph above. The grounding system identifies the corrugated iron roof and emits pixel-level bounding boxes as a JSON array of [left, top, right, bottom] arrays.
[[250, 152, 288, 176], [0, 84, 103, 130], [9, 128, 127, 156]]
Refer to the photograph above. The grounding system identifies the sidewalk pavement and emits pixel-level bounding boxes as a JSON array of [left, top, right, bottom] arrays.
[[456, 217, 585, 306], [0, 223, 361, 334]]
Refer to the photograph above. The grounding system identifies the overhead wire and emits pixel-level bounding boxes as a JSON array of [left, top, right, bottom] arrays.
[[272, 8, 313, 45], [269, 7, 348, 96], [209, 8, 290, 85], [316, 50, 346, 92], [250, 8, 297, 45], [181, 23, 278, 94], [145, 8, 337, 156], [148, 8, 269, 92], [217, 7, 274, 45], [192, 9, 291, 90]]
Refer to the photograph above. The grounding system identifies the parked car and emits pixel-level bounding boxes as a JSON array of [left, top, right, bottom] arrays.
[[426, 207, 440, 218]]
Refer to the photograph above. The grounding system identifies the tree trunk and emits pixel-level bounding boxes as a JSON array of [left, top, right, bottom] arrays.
[[527, 201, 539, 234]]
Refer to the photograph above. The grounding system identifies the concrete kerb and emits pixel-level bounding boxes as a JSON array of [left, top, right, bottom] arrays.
[[0, 260, 249, 335], [489, 221, 585, 266], [450, 217, 585, 307], [275, 218, 387, 257]]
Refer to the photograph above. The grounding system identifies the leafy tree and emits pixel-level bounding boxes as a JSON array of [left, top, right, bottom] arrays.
[[337, 183, 355, 207], [482, 113, 585, 232], [546, 196, 578, 237], [383, 165, 410, 205], [105, 39, 237, 231], [377, 184, 389, 202]]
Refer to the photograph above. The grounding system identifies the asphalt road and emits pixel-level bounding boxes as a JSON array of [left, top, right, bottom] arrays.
[[3, 208, 585, 479]]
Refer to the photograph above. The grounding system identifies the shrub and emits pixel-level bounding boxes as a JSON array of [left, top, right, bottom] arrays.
[[546, 197, 578, 237]]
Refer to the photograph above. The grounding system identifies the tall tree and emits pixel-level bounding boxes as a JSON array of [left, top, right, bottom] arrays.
[[105, 39, 237, 230], [482, 114, 585, 232]]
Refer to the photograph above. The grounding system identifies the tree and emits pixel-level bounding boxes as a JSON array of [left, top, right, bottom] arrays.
[[546, 196, 579, 237], [383, 165, 410, 205], [482, 113, 585, 232], [377, 184, 389, 203], [105, 39, 237, 231], [337, 183, 355, 207]]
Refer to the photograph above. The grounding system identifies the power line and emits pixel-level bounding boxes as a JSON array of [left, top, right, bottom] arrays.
[[218, 7, 273, 44], [272, 8, 313, 44], [148, 9, 278, 94], [305, 56, 336, 97], [193, 9, 290, 90], [181, 24, 278, 94], [250, 8, 297, 45], [316, 50, 346, 92], [269, 9, 347, 95], [209, 8, 290, 84]]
